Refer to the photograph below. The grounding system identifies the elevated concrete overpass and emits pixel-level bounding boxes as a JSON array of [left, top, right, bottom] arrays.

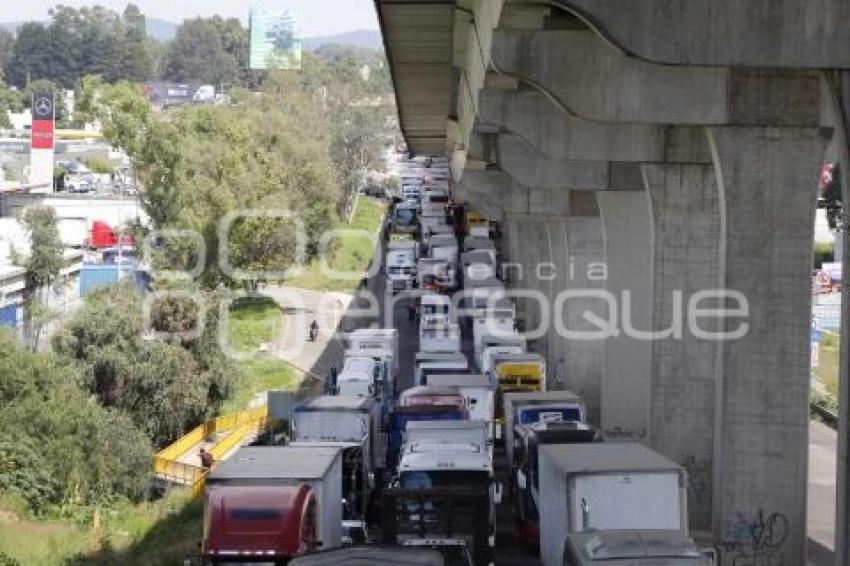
[[376, 2, 850, 564]]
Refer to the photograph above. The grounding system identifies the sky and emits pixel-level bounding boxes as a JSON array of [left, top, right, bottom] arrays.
[[0, 0, 380, 37]]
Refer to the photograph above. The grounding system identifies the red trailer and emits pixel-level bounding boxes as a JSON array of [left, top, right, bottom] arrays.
[[202, 484, 318, 564], [399, 385, 467, 413]]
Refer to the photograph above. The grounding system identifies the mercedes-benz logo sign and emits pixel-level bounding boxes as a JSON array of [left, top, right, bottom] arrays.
[[35, 96, 52, 117]]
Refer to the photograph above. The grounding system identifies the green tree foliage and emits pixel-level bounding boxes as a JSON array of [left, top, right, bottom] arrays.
[[161, 16, 248, 86], [299, 48, 395, 216], [52, 284, 237, 446], [7, 5, 155, 88], [0, 28, 14, 78], [14, 206, 63, 350], [18, 206, 63, 291], [85, 73, 339, 289], [0, 330, 152, 513]]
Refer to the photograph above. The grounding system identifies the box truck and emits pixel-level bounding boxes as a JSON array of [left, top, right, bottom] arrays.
[[292, 395, 384, 517], [347, 328, 399, 380], [538, 443, 689, 566], [206, 446, 343, 551], [425, 373, 495, 442], [502, 391, 587, 467], [419, 322, 461, 353], [336, 355, 392, 421], [414, 355, 470, 387], [512, 420, 599, 544]]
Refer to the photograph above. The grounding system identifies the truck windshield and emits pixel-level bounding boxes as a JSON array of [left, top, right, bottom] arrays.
[[400, 470, 489, 492]]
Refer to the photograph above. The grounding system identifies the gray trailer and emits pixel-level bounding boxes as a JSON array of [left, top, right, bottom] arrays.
[[538, 443, 689, 566], [290, 546, 444, 566], [503, 390, 586, 465], [562, 530, 714, 566], [206, 445, 343, 550], [294, 395, 385, 475]]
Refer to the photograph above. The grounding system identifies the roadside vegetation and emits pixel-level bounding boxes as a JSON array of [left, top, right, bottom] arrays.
[[0, 6, 395, 563], [286, 195, 387, 292]]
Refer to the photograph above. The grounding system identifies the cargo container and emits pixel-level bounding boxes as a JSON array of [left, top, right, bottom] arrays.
[[538, 443, 689, 566], [292, 396, 381, 518], [206, 446, 343, 550], [425, 374, 495, 441]]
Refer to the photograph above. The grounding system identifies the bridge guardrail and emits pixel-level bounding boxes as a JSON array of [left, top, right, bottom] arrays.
[[154, 405, 271, 498]]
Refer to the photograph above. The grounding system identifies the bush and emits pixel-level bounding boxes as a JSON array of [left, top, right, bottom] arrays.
[[0, 330, 152, 513], [53, 283, 237, 446], [83, 156, 115, 175]]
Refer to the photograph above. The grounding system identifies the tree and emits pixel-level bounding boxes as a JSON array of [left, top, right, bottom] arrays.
[[85, 74, 339, 289], [161, 17, 245, 86], [8, 23, 51, 87], [7, 6, 155, 88], [0, 329, 152, 512], [52, 283, 237, 446], [0, 28, 14, 77], [298, 48, 395, 216], [14, 206, 63, 350], [121, 4, 155, 82]]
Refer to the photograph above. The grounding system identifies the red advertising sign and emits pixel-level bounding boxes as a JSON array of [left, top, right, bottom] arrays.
[[31, 119, 54, 149], [31, 91, 55, 150]]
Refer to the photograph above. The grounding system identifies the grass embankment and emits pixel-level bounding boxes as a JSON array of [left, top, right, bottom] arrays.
[[223, 296, 302, 413], [813, 331, 839, 416], [286, 195, 386, 292], [0, 490, 200, 566]]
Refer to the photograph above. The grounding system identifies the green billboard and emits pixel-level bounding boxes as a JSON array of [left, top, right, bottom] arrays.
[[249, 9, 302, 70]]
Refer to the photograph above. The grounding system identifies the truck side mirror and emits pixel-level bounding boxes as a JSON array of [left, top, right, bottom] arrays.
[[494, 482, 503, 505]]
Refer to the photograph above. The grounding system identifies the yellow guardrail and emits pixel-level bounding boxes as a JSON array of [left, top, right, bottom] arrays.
[[154, 405, 271, 499]]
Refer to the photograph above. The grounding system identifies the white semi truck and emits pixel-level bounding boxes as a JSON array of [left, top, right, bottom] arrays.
[[393, 420, 501, 566]]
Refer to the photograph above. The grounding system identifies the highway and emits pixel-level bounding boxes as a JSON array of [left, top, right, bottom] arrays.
[[346, 228, 540, 566], [300, 219, 839, 566]]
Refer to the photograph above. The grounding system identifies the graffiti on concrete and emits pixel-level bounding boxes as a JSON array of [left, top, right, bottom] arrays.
[[681, 455, 711, 501], [720, 509, 789, 566]]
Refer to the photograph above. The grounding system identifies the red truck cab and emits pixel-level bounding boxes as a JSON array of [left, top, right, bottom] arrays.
[[202, 484, 318, 563]]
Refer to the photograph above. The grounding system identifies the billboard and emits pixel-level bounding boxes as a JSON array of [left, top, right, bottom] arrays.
[[249, 9, 301, 70]]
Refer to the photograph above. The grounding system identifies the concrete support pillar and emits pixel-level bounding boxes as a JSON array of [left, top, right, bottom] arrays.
[[643, 161, 721, 532], [708, 126, 826, 565], [596, 190, 654, 438], [562, 193, 606, 425], [829, 68, 850, 566], [503, 213, 557, 358]]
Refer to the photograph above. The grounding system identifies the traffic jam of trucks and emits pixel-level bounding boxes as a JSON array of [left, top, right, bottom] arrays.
[[197, 155, 716, 565]]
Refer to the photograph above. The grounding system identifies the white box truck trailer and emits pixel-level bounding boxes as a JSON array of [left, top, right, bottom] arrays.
[[538, 443, 689, 566]]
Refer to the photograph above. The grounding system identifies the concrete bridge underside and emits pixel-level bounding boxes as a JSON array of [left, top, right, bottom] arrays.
[[376, 1, 850, 564]]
